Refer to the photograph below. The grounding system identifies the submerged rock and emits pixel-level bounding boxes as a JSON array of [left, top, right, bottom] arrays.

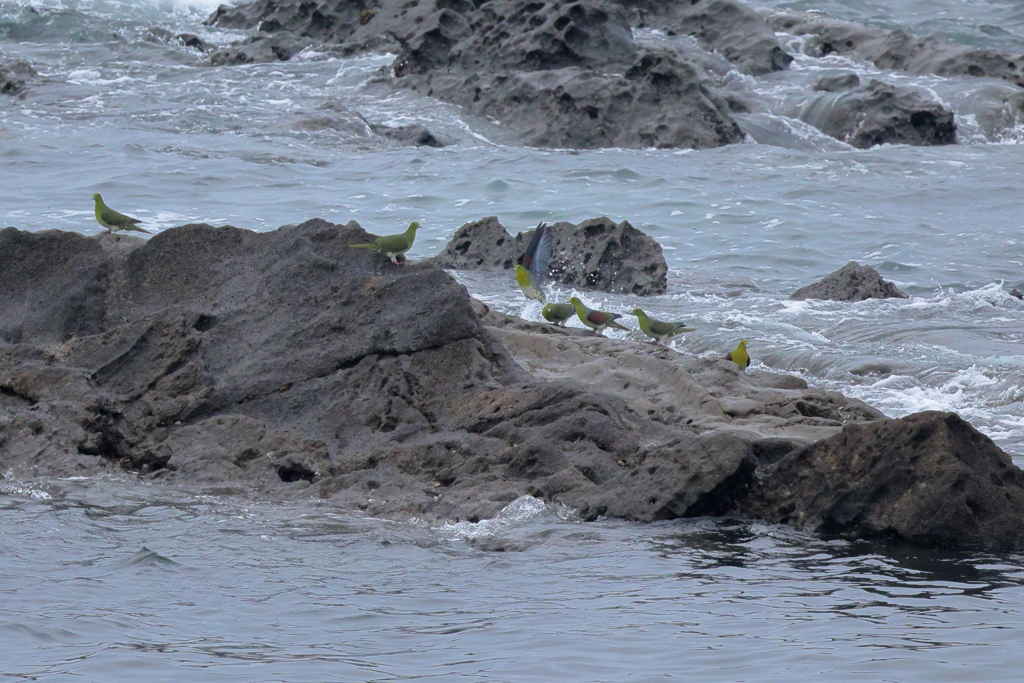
[[427, 215, 669, 295], [766, 10, 1024, 89], [747, 411, 1024, 551], [1, 59, 36, 96], [800, 77, 956, 148], [623, 0, 792, 76], [790, 261, 908, 302]]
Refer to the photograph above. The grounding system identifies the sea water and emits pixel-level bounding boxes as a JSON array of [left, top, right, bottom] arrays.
[[2, 0, 1024, 679]]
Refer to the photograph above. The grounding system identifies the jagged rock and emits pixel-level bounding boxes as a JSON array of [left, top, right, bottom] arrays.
[[623, 0, 792, 76], [747, 412, 1024, 551], [144, 26, 212, 51], [209, 30, 313, 65], [427, 215, 669, 295], [813, 72, 861, 92], [766, 10, 1024, 88], [790, 261, 908, 302], [371, 123, 445, 147], [1, 59, 35, 96], [799, 77, 956, 148], [206, 0, 745, 150]]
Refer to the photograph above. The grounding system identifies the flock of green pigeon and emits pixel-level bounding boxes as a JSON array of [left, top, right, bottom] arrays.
[[92, 196, 751, 369]]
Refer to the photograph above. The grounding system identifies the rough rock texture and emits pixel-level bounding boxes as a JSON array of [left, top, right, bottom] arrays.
[[206, 0, 746, 150], [747, 412, 1024, 551], [790, 261, 908, 302], [799, 76, 956, 148], [427, 215, 669, 295], [1, 59, 36, 96], [766, 10, 1024, 88], [623, 0, 792, 75], [5, 221, 1024, 548]]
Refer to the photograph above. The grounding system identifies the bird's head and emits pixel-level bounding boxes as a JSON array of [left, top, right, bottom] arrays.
[[408, 221, 420, 231], [92, 193, 102, 202], [569, 296, 582, 306], [631, 308, 645, 317], [739, 340, 749, 348], [514, 264, 530, 284]]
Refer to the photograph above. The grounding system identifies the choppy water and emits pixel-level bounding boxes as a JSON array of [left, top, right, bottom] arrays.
[[4, 0, 1024, 679]]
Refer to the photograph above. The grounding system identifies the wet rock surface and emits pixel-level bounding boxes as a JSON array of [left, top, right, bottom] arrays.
[[205, 0, 745, 149], [747, 411, 1024, 551], [427, 216, 668, 295], [791, 261, 908, 302], [1, 58, 36, 96], [623, 0, 792, 76], [800, 76, 956, 148], [4, 222, 1023, 549], [766, 10, 1024, 88]]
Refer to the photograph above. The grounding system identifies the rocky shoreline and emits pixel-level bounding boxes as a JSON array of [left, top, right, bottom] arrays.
[[3, 220, 1024, 551], [187, 0, 1024, 150]]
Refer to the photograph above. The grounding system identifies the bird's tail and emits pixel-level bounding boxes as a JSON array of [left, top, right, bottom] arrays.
[[124, 225, 151, 234], [608, 320, 630, 331]]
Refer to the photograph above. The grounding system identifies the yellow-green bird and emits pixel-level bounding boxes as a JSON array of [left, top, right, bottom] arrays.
[[631, 308, 695, 343], [542, 302, 575, 326], [92, 193, 149, 234], [568, 296, 630, 335], [725, 340, 750, 370], [514, 222, 551, 303], [349, 221, 420, 263]]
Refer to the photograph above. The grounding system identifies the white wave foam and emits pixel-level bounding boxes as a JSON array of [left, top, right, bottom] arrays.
[[437, 495, 548, 540]]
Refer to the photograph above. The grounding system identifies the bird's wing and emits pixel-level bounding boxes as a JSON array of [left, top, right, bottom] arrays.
[[101, 206, 139, 225], [586, 309, 617, 325], [375, 233, 410, 253], [520, 222, 551, 285]]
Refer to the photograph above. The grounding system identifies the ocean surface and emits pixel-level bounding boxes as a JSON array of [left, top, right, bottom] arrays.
[[3, 0, 1024, 679]]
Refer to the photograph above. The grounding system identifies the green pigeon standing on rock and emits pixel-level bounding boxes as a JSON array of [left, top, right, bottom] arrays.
[[726, 340, 751, 370], [542, 302, 575, 326], [631, 308, 695, 343], [569, 296, 630, 335], [92, 193, 149, 234], [514, 222, 551, 303], [349, 221, 420, 263]]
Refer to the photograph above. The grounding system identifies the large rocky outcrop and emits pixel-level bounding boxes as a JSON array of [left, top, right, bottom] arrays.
[[801, 75, 956, 148], [747, 412, 1024, 551], [623, 0, 792, 76], [766, 10, 1024, 89], [5, 222, 1024, 549], [205, 0, 746, 150], [427, 216, 668, 295], [791, 261, 908, 302]]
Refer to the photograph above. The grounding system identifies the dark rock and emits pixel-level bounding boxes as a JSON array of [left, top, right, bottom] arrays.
[[799, 78, 956, 148], [371, 123, 445, 147], [205, 0, 745, 150], [766, 10, 1024, 88], [427, 215, 668, 295], [144, 27, 212, 51], [790, 261, 908, 302], [1010, 288, 1023, 300], [623, 0, 792, 76], [1, 59, 36, 96], [747, 412, 1024, 551], [813, 72, 860, 92], [209, 30, 313, 65]]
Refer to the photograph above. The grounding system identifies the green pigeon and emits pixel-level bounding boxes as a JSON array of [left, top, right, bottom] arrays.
[[725, 340, 750, 370], [568, 296, 630, 335], [542, 302, 575, 326], [514, 222, 551, 303], [631, 308, 695, 343], [349, 221, 420, 263], [92, 193, 149, 234]]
